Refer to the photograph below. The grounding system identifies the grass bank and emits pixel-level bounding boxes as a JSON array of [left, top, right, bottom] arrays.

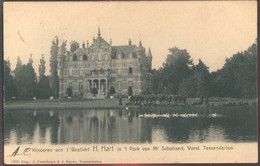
[[4, 98, 129, 110], [4, 98, 256, 110]]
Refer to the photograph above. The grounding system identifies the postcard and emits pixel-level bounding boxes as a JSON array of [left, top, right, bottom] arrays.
[[3, 1, 258, 164]]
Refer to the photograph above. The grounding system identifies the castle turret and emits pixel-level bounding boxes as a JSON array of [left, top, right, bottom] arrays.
[[147, 47, 152, 57], [128, 39, 132, 46], [147, 47, 153, 70], [97, 26, 101, 38], [138, 40, 143, 48], [82, 41, 85, 48], [137, 40, 145, 58]]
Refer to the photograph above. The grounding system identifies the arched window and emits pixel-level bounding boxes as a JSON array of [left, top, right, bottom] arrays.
[[101, 54, 105, 60], [73, 55, 77, 61], [83, 54, 88, 61]]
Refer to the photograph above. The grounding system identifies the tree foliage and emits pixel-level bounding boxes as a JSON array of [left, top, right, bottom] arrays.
[[109, 86, 116, 95], [4, 60, 17, 100], [39, 54, 46, 79], [14, 61, 37, 100], [49, 37, 59, 98], [151, 42, 256, 99], [14, 56, 22, 76], [212, 42, 257, 98], [178, 59, 210, 102], [152, 47, 193, 94], [37, 55, 50, 99]]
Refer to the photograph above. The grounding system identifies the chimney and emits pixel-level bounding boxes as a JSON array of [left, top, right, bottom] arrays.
[[128, 39, 132, 46]]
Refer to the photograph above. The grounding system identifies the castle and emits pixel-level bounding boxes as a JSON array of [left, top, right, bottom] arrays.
[[57, 27, 152, 99]]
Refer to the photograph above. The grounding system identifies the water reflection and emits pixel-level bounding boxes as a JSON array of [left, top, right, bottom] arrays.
[[4, 107, 257, 145]]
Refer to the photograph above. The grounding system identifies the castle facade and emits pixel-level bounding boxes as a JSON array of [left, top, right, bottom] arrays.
[[57, 28, 152, 98]]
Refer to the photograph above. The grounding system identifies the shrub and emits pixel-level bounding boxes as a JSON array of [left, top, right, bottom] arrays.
[[66, 87, 73, 97], [109, 86, 116, 96], [91, 87, 98, 96]]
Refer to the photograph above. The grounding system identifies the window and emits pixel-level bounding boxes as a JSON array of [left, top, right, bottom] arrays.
[[128, 81, 132, 86], [129, 67, 133, 74], [83, 54, 88, 61], [73, 55, 77, 61], [79, 82, 83, 91], [69, 82, 72, 89]]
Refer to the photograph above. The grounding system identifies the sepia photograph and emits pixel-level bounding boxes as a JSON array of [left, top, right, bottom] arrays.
[[3, 1, 258, 164]]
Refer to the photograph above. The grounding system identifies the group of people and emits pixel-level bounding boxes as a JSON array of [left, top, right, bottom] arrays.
[[128, 94, 187, 106]]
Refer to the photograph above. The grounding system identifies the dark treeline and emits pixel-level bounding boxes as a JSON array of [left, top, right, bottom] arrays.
[[4, 37, 62, 101], [151, 41, 257, 101], [3, 38, 257, 101]]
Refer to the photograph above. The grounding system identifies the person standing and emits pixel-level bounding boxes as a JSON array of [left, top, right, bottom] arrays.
[[119, 96, 122, 106]]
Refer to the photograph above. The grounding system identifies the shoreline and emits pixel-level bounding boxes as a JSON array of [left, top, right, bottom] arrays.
[[4, 98, 256, 110], [4, 98, 128, 110]]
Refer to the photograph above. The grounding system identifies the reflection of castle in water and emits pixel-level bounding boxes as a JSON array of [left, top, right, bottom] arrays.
[[4, 109, 152, 144], [4, 108, 257, 144], [58, 109, 152, 143]]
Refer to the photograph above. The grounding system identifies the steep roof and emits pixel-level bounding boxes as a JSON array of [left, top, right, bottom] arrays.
[[90, 37, 110, 48], [112, 45, 138, 55], [73, 48, 88, 55]]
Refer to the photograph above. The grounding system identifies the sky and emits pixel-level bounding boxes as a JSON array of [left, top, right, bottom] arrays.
[[4, 1, 257, 75]]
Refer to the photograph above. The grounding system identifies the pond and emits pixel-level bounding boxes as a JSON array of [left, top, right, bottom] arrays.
[[4, 106, 257, 144]]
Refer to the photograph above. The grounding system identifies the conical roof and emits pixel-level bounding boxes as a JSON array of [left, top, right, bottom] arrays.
[[138, 40, 143, 48], [147, 47, 152, 57]]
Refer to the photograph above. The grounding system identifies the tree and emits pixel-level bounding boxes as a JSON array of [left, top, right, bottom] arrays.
[[178, 59, 210, 103], [39, 54, 46, 79], [178, 76, 196, 97], [160, 47, 193, 94], [70, 40, 79, 53], [49, 37, 59, 98], [194, 59, 210, 102], [151, 69, 165, 94], [109, 86, 116, 96], [14, 56, 22, 76], [128, 86, 133, 96], [14, 60, 37, 100], [4, 60, 17, 100], [212, 42, 257, 98], [37, 55, 50, 99]]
